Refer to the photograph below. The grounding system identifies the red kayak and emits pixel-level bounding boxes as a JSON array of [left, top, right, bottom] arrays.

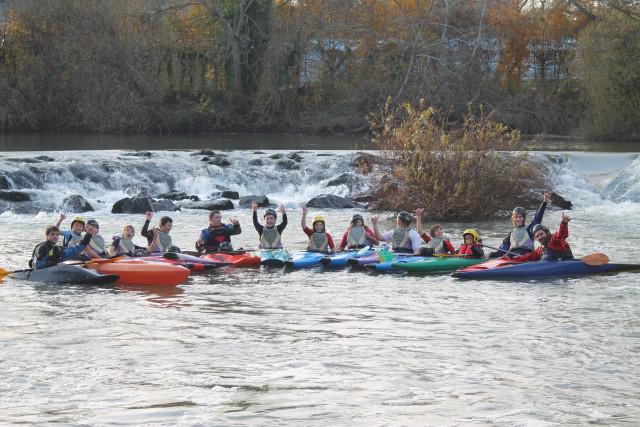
[[87, 259, 190, 286], [201, 251, 261, 267]]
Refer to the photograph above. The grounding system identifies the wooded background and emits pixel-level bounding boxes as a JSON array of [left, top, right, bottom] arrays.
[[0, 0, 638, 140]]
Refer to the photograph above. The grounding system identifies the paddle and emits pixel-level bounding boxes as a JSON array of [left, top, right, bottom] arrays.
[[434, 253, 471, 258], [480, 243, 608, 266], [579, 253, 609, 266], [478, 243, 520, 257], [379, 250, 395, 263], [354, 245, 371, 257], [66, 256, 124, 266]]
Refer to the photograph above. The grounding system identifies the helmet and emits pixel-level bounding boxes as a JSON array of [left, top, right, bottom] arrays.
[[397, 211, 411, 227], [312, 216, 325, 226], [462, 229, 480, 243], [512, 207, 526, 217], [532, 224, 549, 235], [71, 216, 85, 226], [219, 242, 233, 252], [350, 214, 364, 224], [264, 208, 277, 219]]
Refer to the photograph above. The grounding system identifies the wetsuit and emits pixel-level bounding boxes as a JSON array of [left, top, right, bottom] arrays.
[[196, 223, 241, 252]]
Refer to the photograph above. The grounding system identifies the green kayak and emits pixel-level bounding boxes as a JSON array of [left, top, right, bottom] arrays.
[[391, 256, 484, 273]]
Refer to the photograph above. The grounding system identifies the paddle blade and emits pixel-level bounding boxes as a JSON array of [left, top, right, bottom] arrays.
[[355, 246, 371, 256], [162, 252, 180, 260], [580, 253, 609, 266], [379, 251, 395, 263], [0, 267, 13, 277]]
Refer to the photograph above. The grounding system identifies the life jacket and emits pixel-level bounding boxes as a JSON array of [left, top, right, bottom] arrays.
[[426, 237, 450, 254], [509, 227, 534, 253], [346, 226, 367, 248], [458, 243, 482, 258], [308, 232, 329, 252], [205, 225, 231, 249], [151, 230, 173, 252], [391, 228, 412, 253], [88, 234, 106, 256], [260, 227, 282, 249], [64, 231, 83, 248], [116, 237, 135, 255], [541, 246, 574, 261]]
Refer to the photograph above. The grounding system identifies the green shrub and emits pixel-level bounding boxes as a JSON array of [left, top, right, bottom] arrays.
[[367, 99, 550, 219]]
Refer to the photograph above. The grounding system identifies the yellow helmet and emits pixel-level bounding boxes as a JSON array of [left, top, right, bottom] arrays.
[[462, 229, 480, 243], [312, 216, 325, 226], [71, 216, 86, 226]]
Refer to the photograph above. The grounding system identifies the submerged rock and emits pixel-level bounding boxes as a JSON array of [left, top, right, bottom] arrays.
[[239, 195, 269, 208], [60, 195, 94, 212], [0, 190, 31, 202], [112, 196, 178, 214]]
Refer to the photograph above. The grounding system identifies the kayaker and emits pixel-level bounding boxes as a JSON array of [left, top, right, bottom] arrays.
[[335, 214, 379, 252], [141, 211, 181, 253], [413, 208, 456, 256], [55, 213, 86, 247], [195, 210, 241, 253], [29, 225, 93, 268], [82, 219, 107, 259], [510, 213, 574, 262], [489, 192, 551, 257], [371, 212, 422, 254], [109, 224, 149, 257], [458, 229, 485, 258], [252, 202, 287, 249], [300, 205, 335, 253]]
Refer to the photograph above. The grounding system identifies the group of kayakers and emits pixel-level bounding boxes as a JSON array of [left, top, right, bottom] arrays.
[[30, 192, 574, 269]]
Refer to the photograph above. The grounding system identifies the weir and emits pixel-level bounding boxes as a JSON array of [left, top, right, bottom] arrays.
[[0, 150, 639, 215]]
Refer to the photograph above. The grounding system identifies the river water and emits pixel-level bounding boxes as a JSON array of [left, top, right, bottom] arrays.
[[1, 135, 639, 425]]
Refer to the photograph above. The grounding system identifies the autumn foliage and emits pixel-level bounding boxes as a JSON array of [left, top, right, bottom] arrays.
[[367, 100, 550, 219]]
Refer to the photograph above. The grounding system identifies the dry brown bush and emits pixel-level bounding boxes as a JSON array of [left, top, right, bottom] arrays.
[[367, 99, 551, 220]]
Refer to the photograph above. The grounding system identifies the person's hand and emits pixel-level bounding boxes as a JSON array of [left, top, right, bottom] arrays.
[[544, 192, 551, 203], [251, 201, 258, 211], [301, 205, 308, 214], [561, 212, 572, 223], [197, 237, 204, 246], [230, 219, 239, 226], [146, 211, 154, 221], [279, 204, 286, 214], [413, 208, 424, 217], [59, 212, 67, 221], [153, 226, 159, 235], [370, 215, 379, 224]]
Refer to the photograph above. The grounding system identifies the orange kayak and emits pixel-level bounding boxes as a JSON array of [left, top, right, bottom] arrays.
[[88, 259, 190, 286], [202, 251, 261, 267]]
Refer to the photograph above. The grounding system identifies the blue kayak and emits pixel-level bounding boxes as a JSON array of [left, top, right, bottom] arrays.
[[451, 258, 640, 279], [284, 251, 327, 268], [258, 249, 290, 267], [319, 249, 380, 268]]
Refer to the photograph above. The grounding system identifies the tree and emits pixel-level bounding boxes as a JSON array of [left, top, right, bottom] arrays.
[[578, 8, 640, 140]]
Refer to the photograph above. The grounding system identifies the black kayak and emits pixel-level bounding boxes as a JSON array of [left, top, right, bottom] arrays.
[[11, 264, 120, 285]]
